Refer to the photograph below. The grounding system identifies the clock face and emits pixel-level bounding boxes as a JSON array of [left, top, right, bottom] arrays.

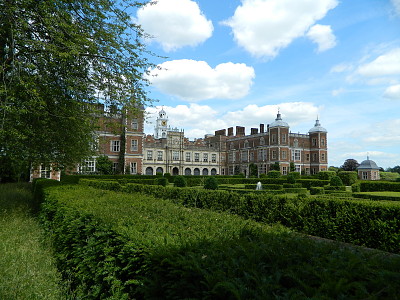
[[161, 120, 167, 126]]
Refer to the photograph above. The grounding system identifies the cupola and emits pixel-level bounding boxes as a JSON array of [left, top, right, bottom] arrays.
[[269, 112, 289, 128], [309, 118, 327, 133]]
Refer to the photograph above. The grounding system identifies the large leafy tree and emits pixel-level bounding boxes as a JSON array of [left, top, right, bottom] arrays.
[[0, 0, 155, 180], [340, 159, 359, 171]]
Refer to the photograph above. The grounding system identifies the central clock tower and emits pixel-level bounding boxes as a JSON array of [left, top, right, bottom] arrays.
[[155, 107, 169, 139]]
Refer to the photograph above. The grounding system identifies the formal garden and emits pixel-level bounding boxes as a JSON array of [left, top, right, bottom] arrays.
[[3, 170, 399, 299]]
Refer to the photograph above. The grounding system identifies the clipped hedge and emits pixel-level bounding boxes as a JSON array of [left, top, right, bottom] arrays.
[[82, 180, 400, 253], [353, 192, 400, 201], [37, 184, 400, 299], [360, 181, 400, 192], [297, 179, 329, 189], [310, 187, 325, 195]]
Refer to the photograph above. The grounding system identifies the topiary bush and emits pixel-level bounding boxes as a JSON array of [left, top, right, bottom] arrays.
[[204, 177, 218, 190], [174, 176, 187, 187], [330, 176, 344, 187], [287, 172, 300, 184], [154, 177, 168, 187], [351, 183, 361, 193], [338, 171, 358, 186], [267, 170, 281, 178], [318, 171, 336, 181], [164, 173, 173, 183]]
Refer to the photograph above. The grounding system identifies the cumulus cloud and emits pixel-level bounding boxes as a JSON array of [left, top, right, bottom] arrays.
[[383, 84, 400, 99], [223, 0, 338, 58], [306, 24, 337, 52], [145, 102, 321, 139], [356, 48, 400, 77], [136, 0, 213, 51], [146, 59, 255, 101], [223, 102, 320, 130], [391, 0, 400, 15]]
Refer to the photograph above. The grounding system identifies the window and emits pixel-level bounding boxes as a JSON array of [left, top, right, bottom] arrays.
[[321, 138, 325, 146], [186, 152, 191, 162], [157, 151, 163, 161], [282, 166, 287, 175], [295, 165, 301, 173], [80, 159, 96, 173], [321, 153, 326, 161], [260, 137, 265, 145], [292, 150, 301, 161], [272, 134, 276, 143], [111, 140, 120, 152], [212, 154, 217, 163], [173, 151, 179, 160], [203, 153, 208, 162], [194, 153, 200, 162], [112, 162, 118, 173], [228, 152, 233, 163], [130, 162, 137, 175], [244, 140, 249, 148], [312, 138, 317, 147], [282, 151, 287, 159], [362, 172, 368, 180], [131, 119, 138, 130], [312, 153, 317, 162], [282, 134, 287, 143], [250, 152, 254, 161], [40, 165, 51, 179], [306, 153, 310, 161], [147, 150, 153, 160], [272, 150, 277, 159], [131, 139, 138, 151], [241, 151, 247, 162]]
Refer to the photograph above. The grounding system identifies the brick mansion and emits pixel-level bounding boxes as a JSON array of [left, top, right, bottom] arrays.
[[32, 106, 328, 180]]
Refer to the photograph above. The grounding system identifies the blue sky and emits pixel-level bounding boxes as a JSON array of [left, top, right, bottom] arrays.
[[132, 0, 400, 169]]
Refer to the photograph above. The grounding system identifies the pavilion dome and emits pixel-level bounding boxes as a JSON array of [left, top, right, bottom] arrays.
[[357, 157, 380, 170], [309, 119, 327, 133], [270, 112, 289, 128]]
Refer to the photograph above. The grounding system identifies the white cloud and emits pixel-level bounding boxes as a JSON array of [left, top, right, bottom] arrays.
[[356, 48, 400, 77], [146, 59, 255, 101], [306, 24, 336, 52], [145, 102, 321, 139], [223, 0, 338, 58], [136, 0, 213, 51], [330, 63, 353, 73], [391, 0, 400, 15], [383, 84, 400, 99], [332, 88, 345, 96]]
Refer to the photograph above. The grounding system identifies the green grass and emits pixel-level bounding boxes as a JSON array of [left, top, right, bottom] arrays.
[[358, 191, 400, 197], [0, 183, 69, 300]]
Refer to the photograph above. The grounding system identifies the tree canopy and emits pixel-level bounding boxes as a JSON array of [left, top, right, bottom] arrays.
[[340, 159, 359, 171], [0, 0, 155, 181]]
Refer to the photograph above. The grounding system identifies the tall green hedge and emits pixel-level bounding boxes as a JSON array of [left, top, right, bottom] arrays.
[[360, 181, 400, 192], [37, 184, 400, 299], [81, 180, 400, 253]]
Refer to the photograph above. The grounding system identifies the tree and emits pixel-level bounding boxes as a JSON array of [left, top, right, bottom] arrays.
[[249, 163, 258, 177], [289, 162, 296, 173], [340, 159, 359, 171], [204, 177, 218, 190], [96, 155, 113, 175], [270, 162, 280, 171], [0, 0, 155, 180]]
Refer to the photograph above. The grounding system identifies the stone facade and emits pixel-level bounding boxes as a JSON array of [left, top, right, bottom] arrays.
[[30, 107, 329, 179]]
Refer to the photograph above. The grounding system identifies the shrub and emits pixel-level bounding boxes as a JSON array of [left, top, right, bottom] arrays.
[[287, 172, 299, 184], [174, 176, 187, 187], [330, 176, 344, 187], [338, 171, 358, 186], [267, 170, 281, 178], [204, 177, 218, 190], [154, 177, 168, 186], [318, 171, 336, 181], [164, 173, 173, 183], [310, 187, 325, 195], [351, 183, 361, 193]]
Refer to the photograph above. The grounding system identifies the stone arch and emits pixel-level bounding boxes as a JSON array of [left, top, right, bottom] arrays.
[[211, 168, 217, 176], [145, 167, 153, 175], [185, 168, 192, 176], [202, 168, 209, 176], [194, 168, 200, 176], [156, 167, 163, 174], [172, 167, 179, 176]]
